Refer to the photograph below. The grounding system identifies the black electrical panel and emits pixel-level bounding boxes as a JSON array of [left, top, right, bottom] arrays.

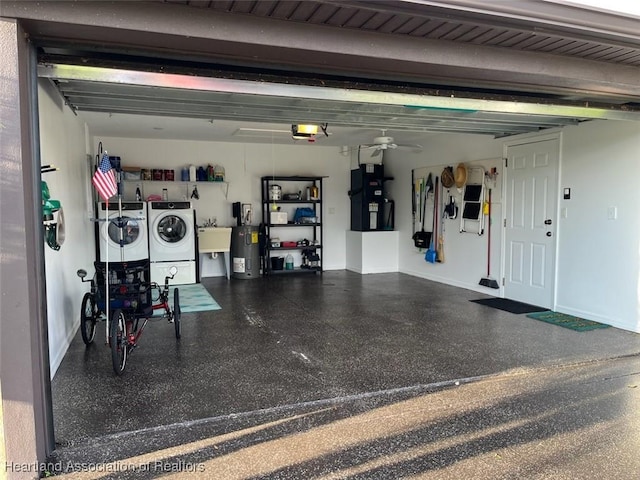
[[349, 164, 393, 231]]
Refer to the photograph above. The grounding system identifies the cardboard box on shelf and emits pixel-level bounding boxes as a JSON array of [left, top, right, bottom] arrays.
[[270, 212, 288, 224]]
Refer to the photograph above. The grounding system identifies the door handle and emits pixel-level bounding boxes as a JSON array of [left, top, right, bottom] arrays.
[[544, 219, 552, 225], [546, 231, 552, 237]]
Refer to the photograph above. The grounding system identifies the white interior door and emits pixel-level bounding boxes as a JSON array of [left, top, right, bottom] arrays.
[[504, 138, 559, 308]]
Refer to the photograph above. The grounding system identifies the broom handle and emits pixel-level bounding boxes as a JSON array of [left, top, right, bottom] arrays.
[[434, 178, 438, 247], [432, 179, 436, 245], [422, 181, 427, 231], [437, 180, 445, 263], [487, 188, 492, 276]]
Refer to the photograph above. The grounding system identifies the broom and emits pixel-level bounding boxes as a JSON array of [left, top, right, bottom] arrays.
[[425, 176, 438, 264], [479, 188, 499, 289]]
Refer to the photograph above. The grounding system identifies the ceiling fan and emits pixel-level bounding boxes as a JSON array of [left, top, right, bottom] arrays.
[[360, 130, 423, 156]]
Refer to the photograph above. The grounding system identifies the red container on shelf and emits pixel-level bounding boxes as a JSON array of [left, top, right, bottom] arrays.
[[152, 169, 163, 181], [164, 169, 174, 181]]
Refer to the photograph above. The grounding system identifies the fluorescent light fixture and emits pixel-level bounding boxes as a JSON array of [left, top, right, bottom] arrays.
[[233, 127, 290, 138]]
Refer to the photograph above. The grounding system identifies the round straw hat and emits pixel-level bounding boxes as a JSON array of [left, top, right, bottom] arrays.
[[454, 163, 467, 188]]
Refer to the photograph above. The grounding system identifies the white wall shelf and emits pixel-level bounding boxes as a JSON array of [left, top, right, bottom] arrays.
[[125, 180, 229, 199]]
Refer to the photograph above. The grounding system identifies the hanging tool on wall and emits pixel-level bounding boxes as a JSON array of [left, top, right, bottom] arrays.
[[444, 195, 458, 219], [411, 169, 416, 234], [437, 178, 445, 263], [413, 173, 432, 248], [479, 167, 499, 288], [425, 176, 438, 263], [41, 165, 64, 251], [479, 188, 499, 288], [441, 165, 458, 220]]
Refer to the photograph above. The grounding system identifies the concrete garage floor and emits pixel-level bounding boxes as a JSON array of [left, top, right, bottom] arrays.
[[49, 271, 640, 478]]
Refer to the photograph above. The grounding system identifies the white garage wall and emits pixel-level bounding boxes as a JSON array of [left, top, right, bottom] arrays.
[[38, 81, 96, 377], [385, 122, 640, 333], [556, 120, 640, 332], [93, 137, 352, 275], [384, 133, 504, 293]]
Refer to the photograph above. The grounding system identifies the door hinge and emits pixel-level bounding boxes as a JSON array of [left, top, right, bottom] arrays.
[[502, 277, 505, 286], [504, 157, 508, 168], [503, 218, 506, 227]]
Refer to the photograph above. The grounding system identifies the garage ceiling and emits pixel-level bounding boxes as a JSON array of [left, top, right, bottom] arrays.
[[39, 62, 613, 140], [18, 0, 640, 143]]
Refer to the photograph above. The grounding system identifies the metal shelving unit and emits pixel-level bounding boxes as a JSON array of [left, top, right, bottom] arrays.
[[261, 176, 324, 275]]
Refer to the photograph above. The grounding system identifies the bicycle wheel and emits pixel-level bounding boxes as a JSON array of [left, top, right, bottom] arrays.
[[80, 292, 98, 345], [173, 288, 181, 339], [109, 309, 127, 375]]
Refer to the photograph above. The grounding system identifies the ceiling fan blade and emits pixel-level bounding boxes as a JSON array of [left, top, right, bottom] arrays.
[[397, 143, 423, 150], [371, 149, 382, 157]]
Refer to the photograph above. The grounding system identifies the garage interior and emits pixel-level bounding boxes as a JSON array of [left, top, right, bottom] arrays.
[[3, 0, 640, 477]]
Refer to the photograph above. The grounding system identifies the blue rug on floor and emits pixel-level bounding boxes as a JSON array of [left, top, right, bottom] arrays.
[[174, 283, 221, 313], [154, 283, 221, 315]]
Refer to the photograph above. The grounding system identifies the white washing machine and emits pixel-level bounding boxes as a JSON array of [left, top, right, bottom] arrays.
[[148, 201, 196, 285], [98, 202, 149, 262]]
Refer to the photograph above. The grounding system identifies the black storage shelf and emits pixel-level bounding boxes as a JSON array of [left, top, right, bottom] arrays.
[[263, 200, 322, 204], [265, 176, 321, 182], [270, 245, 322, 251], [262, 175, 324, 276], [267, 223, 322, 227], [268, 267, 322, 275]]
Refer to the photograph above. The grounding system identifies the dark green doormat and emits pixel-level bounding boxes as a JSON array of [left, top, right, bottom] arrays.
[[526, 311, 610, 331]]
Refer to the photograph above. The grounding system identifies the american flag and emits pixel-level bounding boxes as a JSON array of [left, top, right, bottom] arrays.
[[92, 153, 118, 201]]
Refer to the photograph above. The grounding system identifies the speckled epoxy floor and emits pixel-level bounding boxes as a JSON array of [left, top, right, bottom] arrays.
[[49, 271, 640, 478]]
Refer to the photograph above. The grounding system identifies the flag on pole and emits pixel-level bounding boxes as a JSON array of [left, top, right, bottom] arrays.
[[92, 153, 117, 201]]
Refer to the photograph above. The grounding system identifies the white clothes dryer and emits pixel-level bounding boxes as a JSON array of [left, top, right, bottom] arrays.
[[148, 201, 196, 285], [98, 202, 149, 262]]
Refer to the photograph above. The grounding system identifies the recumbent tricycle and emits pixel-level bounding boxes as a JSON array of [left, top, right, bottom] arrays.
[[77, 259, 181, 375]]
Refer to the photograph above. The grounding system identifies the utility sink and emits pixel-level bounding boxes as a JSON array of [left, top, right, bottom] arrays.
[[198, 227, 232, 252]]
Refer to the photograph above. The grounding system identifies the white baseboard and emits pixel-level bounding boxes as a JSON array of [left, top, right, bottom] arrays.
[[50, 319, 80, 379], [399, 267, 501, 297], [553, 304, 637, 332]]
